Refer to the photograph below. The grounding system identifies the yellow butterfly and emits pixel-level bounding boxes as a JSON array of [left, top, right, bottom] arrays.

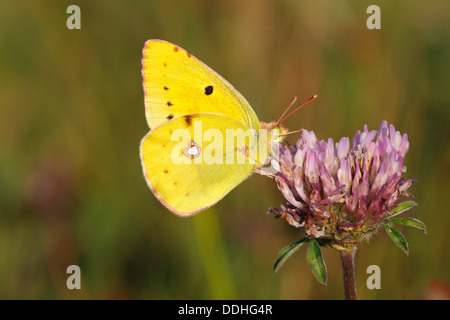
[[140, 40, 314, 216]]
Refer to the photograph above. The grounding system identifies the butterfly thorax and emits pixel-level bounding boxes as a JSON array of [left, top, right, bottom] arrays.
[[256, 121, 288, 167]]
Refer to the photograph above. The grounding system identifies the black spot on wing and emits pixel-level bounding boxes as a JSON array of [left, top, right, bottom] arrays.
[[163, 86, 169, 90], [204, 85, 213, 95], [167, 101, 173, 106], [167, 114, 174, 120]]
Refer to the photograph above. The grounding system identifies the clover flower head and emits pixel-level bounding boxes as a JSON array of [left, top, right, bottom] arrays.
[[270, 121, 416, 249]]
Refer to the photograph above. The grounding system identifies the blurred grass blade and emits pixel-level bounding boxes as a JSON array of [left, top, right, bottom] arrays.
[[390, 201, 417, 218], [273, 237, 309, 274], [306, 239, 327, 285], [384, 224, 409, 255], [193, 208, 237, 299], [389, 217, 427, 235]]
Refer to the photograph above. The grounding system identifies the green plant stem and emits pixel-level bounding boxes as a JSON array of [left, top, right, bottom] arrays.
[[340, 249, 357, 300]]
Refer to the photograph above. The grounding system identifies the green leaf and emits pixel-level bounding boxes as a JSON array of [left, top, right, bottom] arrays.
[[390, 201, 418, 218], [273, 237, 309, 274], [389, 217, 427, 235], [306, 239, 327, 285], [384, 224, 409, 255]]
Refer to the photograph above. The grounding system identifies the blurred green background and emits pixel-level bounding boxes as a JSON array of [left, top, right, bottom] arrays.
[[0, 0, 449, 299]]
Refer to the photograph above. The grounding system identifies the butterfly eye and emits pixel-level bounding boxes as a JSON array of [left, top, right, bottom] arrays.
[[183, 140, 201, 159]]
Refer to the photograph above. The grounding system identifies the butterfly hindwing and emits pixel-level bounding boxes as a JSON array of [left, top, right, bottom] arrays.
[[140, 114, 258, 215]]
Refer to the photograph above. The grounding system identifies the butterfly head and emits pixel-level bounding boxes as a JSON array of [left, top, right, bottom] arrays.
[[260, 121, 289, 144], [256, 95, 317, 167]]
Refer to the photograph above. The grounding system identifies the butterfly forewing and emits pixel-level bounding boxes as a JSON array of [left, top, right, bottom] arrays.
[[142, 40, 261, 132]]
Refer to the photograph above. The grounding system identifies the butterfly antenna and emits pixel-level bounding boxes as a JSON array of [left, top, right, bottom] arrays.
[[278, 94, 317, 124], [276, 96, 297, 125]]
